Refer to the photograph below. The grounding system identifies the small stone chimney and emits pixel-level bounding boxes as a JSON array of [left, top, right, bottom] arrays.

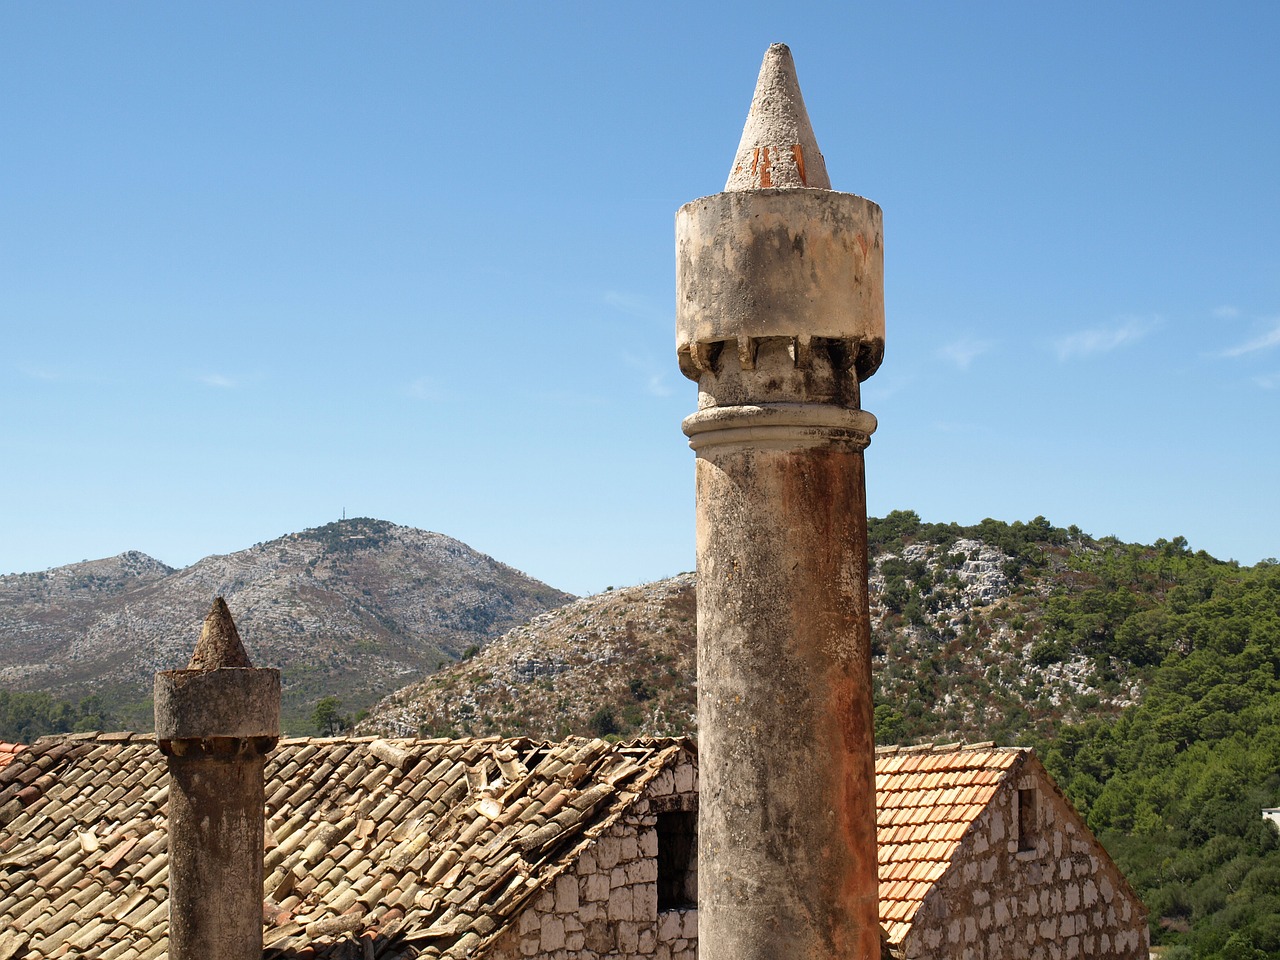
[[155, 597, 280, 960], [676, 44, 885, 960]]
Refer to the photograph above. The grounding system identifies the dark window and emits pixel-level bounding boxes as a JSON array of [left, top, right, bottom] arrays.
[[1017, 788, 1038, 852], [657, 811, 697, 909]]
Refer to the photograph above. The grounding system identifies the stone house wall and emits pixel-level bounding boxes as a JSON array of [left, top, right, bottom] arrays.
[[489, 752, 699, 960], [900, 757, 1149, 960]]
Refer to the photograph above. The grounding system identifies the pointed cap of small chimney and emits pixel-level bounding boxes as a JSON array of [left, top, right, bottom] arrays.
[[725, 43, 831, 191], [187, 596, 253, 670]]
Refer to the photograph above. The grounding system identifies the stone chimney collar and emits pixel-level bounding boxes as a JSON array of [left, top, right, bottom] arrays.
[[725, 43, 832, 191]]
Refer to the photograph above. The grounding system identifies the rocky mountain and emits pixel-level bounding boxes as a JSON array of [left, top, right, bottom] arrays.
[[358, 515, 1162, 745], [866, 530, 1143, 745], [0, 518, 572, 731], [361, 574, 697, 740]]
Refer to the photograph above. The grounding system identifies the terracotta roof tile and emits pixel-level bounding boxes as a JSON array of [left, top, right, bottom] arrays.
[[2, 735, 1019, 956], [0, 734, 689, 959], [871, 743, 1026, 945], [881, 899, 908, 922]]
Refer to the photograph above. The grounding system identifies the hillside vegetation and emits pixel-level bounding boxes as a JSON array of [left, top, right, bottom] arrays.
[[362, 513, 1162, 746], [0, 690, 117, 742], [1034, 557, 1280, 959], [362, 574, 697, 741], [868, 513, 1280, 957]]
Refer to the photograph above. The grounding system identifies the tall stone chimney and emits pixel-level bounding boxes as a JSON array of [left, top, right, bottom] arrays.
[[676, 44, 884, 960], [155, 597, 280, 960]]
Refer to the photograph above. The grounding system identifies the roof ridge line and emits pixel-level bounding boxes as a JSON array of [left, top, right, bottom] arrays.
[[875, 739, 1022, 755]]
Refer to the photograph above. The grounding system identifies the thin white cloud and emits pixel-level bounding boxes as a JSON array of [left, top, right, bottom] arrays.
[[602, 290, 672, 331], [1054, 316, 1158, 362], [404, 377, 443, 401], [602, 290, 654, 318], [19, 364, 111, 385], [937, 339, 993, 370], [862, 370, 914, 403], [645, 373, 673, 398], [1221, 319, 1280, 358], [198, 374, 237, 389], [1213, 305, 1240, 319], [622, 353, 675, 399], [1253, 372, 1280, 390], [931, 419, 986, 436], [19, 364, 64, 381]]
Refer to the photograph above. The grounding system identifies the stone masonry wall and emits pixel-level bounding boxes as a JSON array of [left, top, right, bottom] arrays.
[[489, 754, 698, 960], [901, 758, 1148, 960]]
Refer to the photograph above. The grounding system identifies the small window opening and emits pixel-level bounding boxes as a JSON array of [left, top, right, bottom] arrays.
[[657, 811, 697, 910], [1017, 787, 1038, 852]]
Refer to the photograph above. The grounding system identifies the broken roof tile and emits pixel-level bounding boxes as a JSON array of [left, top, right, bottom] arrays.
[[1, 735, 1023, 957]]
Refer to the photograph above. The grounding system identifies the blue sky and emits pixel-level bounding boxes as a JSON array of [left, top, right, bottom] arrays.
[[2, 3, 1277, 596]]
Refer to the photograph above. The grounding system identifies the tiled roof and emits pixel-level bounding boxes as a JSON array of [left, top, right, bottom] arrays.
[[1, 734, 1022, 957], [874, 741, 1025, 944], [0, 733, 687, 960], [0, 744, 23, 773]]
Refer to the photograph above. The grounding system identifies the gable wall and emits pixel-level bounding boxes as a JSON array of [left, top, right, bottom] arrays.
[[488, 753, 698, 960], [900, 758, 1148, 960]]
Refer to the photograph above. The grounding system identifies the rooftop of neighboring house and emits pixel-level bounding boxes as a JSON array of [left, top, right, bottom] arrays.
[[0, 743, 22, 773], [0, 732, 690, 959], [0, 734, 1070, 959], [874, 741, 1028, 943]]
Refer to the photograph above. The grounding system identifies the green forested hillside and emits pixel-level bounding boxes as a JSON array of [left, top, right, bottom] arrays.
[[866, 513, 1280, 958], [868, 512, 1186, 746], [1031, 553, 1280, 958], [0, 690, 117, 741]]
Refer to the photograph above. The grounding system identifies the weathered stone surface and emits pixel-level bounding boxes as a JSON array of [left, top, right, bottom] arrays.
[[678, 42, 881, 960], [188, 596, 253, 669], [897, 757, 1149, 960], [676, 191, 884, 384], [692, 436, 879, 960], [0, 733, 697, 960], [154, 666, 281, 741], [726, 44, 830, 191], [5, 731, 1148, 959], [166, 747, 276, 960], [158, 600, 281, 960], [488, 751, 699, 960]]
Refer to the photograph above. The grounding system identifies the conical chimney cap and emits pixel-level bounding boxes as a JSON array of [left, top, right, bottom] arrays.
[[187, 596, 253, 670], [726, 43, 831, 191]]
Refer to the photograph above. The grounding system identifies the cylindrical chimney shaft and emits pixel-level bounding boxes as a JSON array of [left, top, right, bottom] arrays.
[[677, 44, 885, 960], [155, 597, 280, 960]]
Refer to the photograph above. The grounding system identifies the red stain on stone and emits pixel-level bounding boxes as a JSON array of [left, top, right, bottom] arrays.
[[751, 146, 776, 187], [773, 447, 880, 959]]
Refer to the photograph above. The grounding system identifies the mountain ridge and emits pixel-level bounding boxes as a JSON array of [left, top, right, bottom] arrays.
[[357, 516, 1181, 745], [0, 518, 573, 730]]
